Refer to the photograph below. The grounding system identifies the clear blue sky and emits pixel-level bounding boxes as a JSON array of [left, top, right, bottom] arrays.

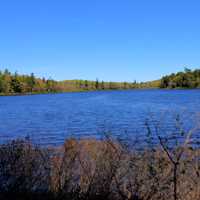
[[0, 0, 200, 82]]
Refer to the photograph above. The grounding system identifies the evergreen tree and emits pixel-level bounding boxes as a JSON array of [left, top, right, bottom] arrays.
[[84, 80, 88, 89], [95, 78, 99, 90], [27, 73, 36, 92]]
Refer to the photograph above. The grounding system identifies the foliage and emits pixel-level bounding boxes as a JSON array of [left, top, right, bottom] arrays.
[[0, 69, 159, 95], [160, 68, 200, 89], [1, 67, 200, 94]]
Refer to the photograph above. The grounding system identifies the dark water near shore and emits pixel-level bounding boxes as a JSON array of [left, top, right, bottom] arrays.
[[0, 89, 200, 146]]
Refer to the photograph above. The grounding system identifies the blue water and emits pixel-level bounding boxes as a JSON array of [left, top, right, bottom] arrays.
[[0, 89, 200, 146]]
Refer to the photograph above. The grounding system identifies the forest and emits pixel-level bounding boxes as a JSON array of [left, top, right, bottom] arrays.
[[0, 68, 200, 95], [160, 68, 200, 89], [0, 69, 159, 95]]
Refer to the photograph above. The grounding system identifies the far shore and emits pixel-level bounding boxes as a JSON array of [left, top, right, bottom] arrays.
[[1, 87, 200, 97]]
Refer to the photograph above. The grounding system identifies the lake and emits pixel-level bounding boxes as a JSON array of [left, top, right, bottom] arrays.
[[0, 89, 200, 146]]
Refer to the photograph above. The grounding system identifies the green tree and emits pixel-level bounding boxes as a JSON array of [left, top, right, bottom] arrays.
[[1, 69, 12, 93], [27, 73, 36, 92], [11, 77, 22, 93], [95, 78, 99, 90], [84, 80, 88, 89]]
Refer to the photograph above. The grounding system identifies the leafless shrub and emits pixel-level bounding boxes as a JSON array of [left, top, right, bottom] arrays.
[[0, 116, 200, 200], [0, 139, 51, 200]]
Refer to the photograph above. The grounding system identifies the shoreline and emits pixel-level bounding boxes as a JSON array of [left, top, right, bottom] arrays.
[[1, 87, 199, 97], [0, 88, 159, 97]]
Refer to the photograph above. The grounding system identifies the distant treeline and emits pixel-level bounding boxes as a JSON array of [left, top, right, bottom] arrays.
[[1, 68, 199, 95], [0, 69, 159, 95], [160, 68, 200, 89]]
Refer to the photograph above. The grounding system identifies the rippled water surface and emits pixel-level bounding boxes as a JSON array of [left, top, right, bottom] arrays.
[[0, 89, 200, 145]]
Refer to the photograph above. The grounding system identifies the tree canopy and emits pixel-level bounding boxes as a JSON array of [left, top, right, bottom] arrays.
[[160, 68, 200, 89], [3, 67, 199, 95], [0, 69, 158, 95]]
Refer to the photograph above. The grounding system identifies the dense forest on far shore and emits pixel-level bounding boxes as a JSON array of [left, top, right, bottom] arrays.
[[160, 68, 200, 89], [0, 69, 160, 95], [0, 68, 200, 95]]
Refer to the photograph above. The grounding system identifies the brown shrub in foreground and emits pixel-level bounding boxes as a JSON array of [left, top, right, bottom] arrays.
[[0, 135, 200, 200]]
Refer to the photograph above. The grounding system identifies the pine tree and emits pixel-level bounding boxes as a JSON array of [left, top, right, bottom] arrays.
[[95, 78, 99, 90]]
